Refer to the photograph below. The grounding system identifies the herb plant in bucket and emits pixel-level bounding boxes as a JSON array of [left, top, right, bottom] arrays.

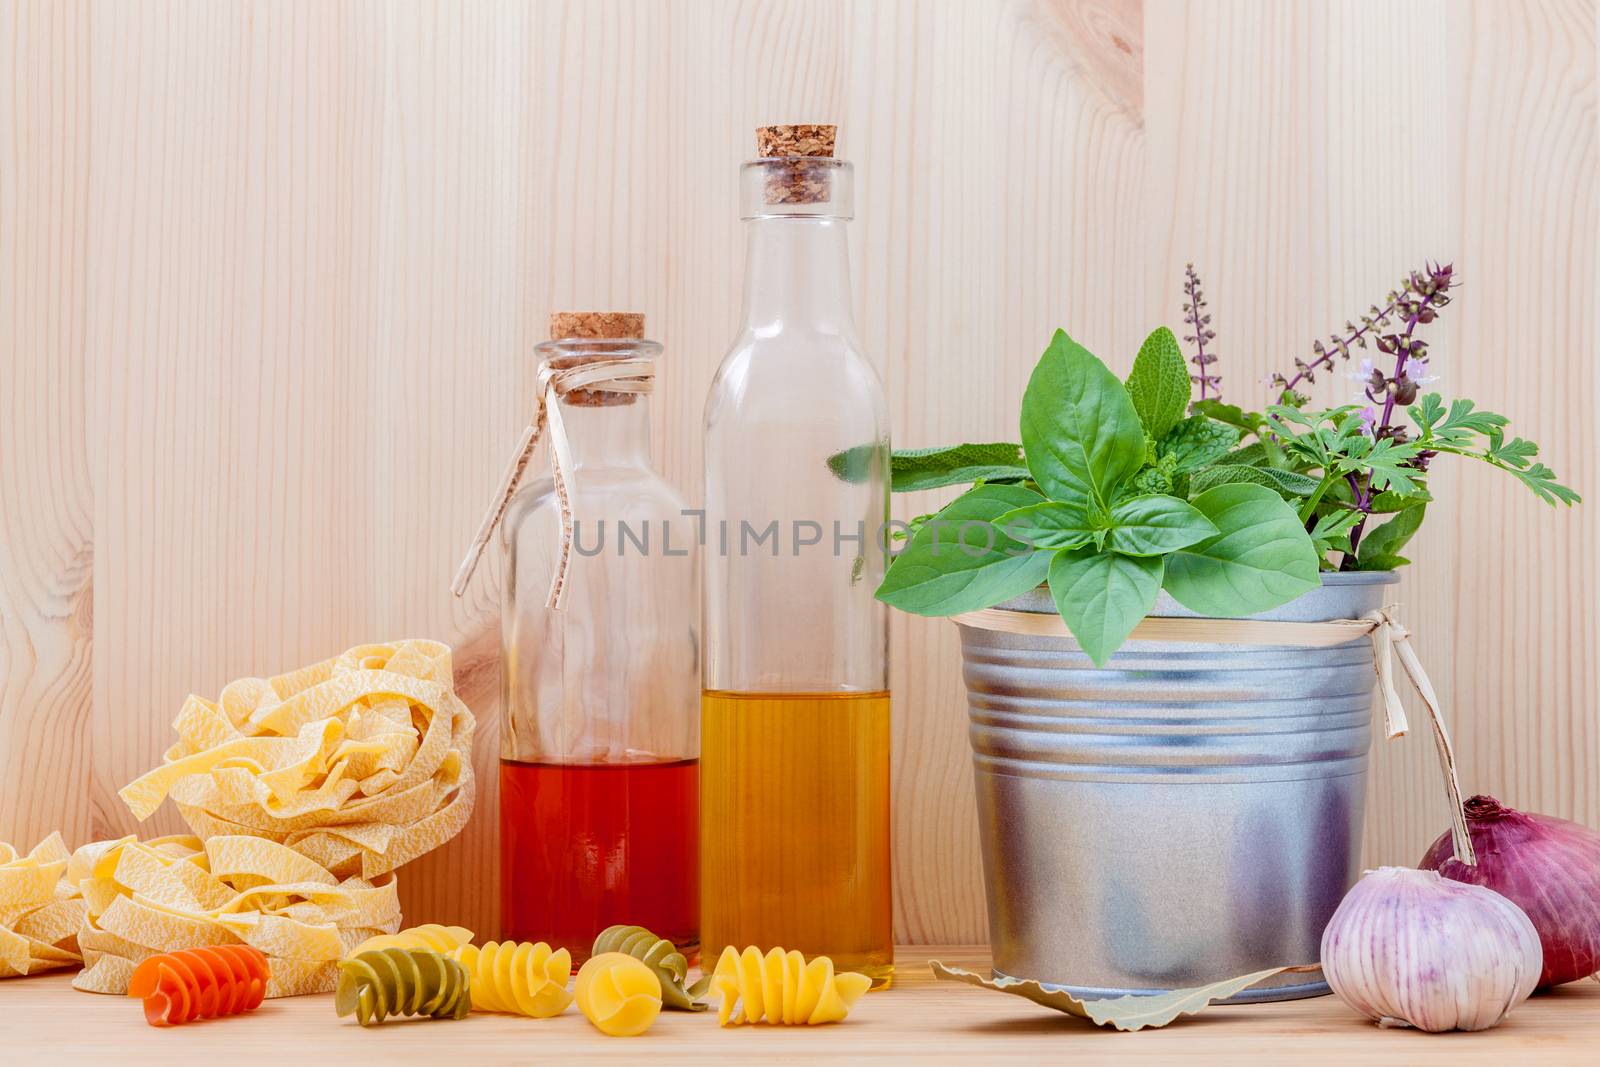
[[875, 262, 1577, 666]]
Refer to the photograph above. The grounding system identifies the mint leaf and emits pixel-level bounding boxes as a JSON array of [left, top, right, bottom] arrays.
[[1188, 464, 1320, 499], [1358, 503, 1425, 563], [1106, 494, 1217, 556], [882, 443, 1030, 492], [1048, 548, 1163, 667], [877, 485, 1052, 615], [1122, 465, 1173, 499], [1159, 416, 1241, 472], [994, 501, 1096, 550], [1163, 483, 1320, 615], [1124, 327, 1190, 441], [1020, 330, 1146, 508]]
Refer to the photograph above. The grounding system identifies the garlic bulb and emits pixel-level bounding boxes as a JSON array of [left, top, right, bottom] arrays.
[[1321, 867, 1542, 1032]]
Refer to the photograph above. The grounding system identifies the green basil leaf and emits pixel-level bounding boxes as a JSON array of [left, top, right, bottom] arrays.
[[1106, 494, 1218, 556], [1124, 327, 1190, 441], [1020, 330, 1146, 507], [1190, 398, 1264, 433], [877, 484, 1052, 615], [1354, 552, 1410, 572], [1159, 416, 1241, 472], [1162, 483, 1320, 615], [994, 501, 1096, 550], [1047, 548, 1164, 667], [1357, 503, 1426, 563], [882, 442, 1030, 492]]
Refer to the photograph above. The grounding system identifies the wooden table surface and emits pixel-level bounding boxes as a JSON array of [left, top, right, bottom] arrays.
[[7, 947, 1599, 1064]]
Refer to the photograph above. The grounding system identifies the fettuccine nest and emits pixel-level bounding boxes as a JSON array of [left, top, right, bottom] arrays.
[[0, 833, 86, 977], [70, 834, 400, 996], [119, 639, 475, 879]]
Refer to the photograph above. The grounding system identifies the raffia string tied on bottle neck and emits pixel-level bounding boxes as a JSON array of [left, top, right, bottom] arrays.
[[952, 605, 1477, 865], [451, 312, 655, 607]]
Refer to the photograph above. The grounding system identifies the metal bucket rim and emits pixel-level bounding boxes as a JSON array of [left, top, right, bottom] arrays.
[[984, 570, 1399, 623]]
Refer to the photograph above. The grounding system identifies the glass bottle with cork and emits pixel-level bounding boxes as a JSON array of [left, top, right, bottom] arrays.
[[701, 126, 893, 986], [454, 312, 699, 965]]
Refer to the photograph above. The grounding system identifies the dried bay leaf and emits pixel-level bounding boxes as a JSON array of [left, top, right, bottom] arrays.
[[929, 960, 1309, 1031]]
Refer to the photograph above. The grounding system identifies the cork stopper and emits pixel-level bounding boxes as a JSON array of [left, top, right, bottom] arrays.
[[544, 311, 648, 406], [756, 124, 837, 205], [756, 124, 836, 159], [549, 311, 644, 340]]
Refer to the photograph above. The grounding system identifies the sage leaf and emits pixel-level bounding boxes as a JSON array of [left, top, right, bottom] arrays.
[[1124, 326, 1190, 440], [1047, 547, 1163, 667], [1020, 330, 1146, 508], [1357, 503, 1425, 564], [994, 501, 1096, 550], [1106, 494, 1218, 556], [877, 484, 1051, 615], [1187, 463, 1321, 499], [1158, 416, 1241, 472], [1163, 482, 1319, 615], [882, 442, 1030, 492]]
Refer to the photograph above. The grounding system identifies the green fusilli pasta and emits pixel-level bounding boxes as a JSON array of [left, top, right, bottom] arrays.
[[591, 924, 707, 1010], [335, 947, 472, 1026]]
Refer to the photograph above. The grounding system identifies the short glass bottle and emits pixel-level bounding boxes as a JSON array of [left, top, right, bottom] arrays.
[[701, 129, 893, 986], [499, 317, 699, 964]]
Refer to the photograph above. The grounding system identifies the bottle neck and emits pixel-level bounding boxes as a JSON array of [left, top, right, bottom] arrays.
[[555, 397, 652, 470], [740, 216, 855, 335]]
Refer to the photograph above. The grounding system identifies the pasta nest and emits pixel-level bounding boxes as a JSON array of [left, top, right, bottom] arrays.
[[0, 832, 86, 977], [118, 639, 476, 879], [70, 833, 400, 998]]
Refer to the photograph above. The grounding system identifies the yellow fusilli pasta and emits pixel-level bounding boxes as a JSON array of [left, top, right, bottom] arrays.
[[349, 923, 473, 957], [574, 952, 662, 1036], [449, 940, 573, 1018], [709, 946, 871, 1026]]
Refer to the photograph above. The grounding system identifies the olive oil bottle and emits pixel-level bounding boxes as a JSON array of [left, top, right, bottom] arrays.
[[701, 126, 892, 986]]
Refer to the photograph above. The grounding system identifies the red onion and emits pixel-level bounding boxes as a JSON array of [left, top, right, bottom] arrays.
[[1419, 794, 1600, 987]]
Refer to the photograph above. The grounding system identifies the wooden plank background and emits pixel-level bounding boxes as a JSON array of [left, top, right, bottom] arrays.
[[2, 0, 1595, 946]]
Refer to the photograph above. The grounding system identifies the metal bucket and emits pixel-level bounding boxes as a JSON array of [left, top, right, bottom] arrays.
[[957, 572, 1396, 1002]]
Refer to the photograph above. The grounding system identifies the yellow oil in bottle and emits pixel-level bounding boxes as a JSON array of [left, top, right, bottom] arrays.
[[700, 689, 893, 987]]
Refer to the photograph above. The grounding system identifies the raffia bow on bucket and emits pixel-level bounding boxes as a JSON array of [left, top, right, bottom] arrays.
[[951, 604, 1477, 865], [451, 356, 655, 608]]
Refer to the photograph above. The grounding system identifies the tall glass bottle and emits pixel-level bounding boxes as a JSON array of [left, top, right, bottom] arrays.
[[499, 313, 699, 964], [701, 127, 892, 985]]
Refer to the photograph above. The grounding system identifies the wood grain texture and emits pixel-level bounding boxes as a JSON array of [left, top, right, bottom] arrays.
[[6, 948, 1600, 1063], [1, 0, 1595, 946], [0, 0, 94, 857]]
